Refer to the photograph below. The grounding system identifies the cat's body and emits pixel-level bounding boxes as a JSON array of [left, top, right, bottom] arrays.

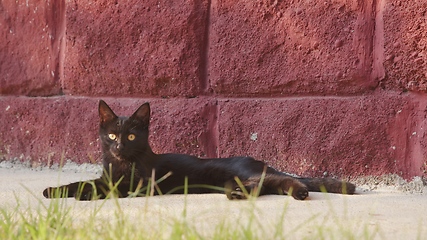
[[44, 101, 355, 200]]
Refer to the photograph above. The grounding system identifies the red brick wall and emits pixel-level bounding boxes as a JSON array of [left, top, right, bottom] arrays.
[[1, 0, 426, 179]]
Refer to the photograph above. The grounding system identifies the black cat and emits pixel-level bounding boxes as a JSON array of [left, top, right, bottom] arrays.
[[43, 100, 356, 200]]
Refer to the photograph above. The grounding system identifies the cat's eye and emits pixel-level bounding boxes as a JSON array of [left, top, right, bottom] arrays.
[[108, 134, 117, 141], [128, 134, 136, 141]]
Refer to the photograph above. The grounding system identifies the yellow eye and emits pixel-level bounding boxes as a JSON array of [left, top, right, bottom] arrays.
[[108, 134, 116, 140], [128, 134, 136, 141]]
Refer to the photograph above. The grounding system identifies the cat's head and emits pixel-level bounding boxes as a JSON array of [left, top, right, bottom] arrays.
[[98, 100, 151, 162]]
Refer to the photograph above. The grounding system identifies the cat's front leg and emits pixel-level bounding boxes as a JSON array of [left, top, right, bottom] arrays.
[[43, 185, 75, 198], [43, 180, 107, 200]]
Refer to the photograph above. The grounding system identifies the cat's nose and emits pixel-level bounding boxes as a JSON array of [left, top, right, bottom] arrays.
[[116, 143, 124, 150]]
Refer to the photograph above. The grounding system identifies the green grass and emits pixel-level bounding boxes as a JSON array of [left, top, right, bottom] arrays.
[[0, 190, 386, 240], [0, 169, 387, 239]]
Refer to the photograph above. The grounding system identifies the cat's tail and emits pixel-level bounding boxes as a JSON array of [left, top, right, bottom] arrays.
[[297, 177, 356, 194]]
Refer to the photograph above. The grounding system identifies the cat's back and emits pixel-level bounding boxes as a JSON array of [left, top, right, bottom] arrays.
[[154, 153, 203, 172], [156, 154, 256, 167], [155, 154, 266, 177]]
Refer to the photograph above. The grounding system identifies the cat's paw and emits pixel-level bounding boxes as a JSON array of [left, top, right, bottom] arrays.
[[43, 187, 69, 198], [43, 187, 52, 198], [290, 184, 309, 200], [226, 187, 248, 200], [225, 181, 249, 200]]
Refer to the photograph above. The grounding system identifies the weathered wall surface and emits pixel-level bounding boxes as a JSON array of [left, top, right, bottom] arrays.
[[1, 0, 426, 179]]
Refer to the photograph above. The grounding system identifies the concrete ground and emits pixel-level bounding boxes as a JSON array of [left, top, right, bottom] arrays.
[[0, 163, 426, 239]]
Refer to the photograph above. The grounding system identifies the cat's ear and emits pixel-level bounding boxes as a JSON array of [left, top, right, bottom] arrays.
[[99, 100, 118, 126], [130, 102, 150, 126]]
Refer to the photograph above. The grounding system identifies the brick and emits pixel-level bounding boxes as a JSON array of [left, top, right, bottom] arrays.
[[63, 0, 209, 97], [400, 94, 427, 177], [209, 0, 377, 96], [0, 97, 99, 166], [0, 0, 64, 96], [217, 92, 423, 179], [383, 1, 427, 92], [1, 94, 426, 179]]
